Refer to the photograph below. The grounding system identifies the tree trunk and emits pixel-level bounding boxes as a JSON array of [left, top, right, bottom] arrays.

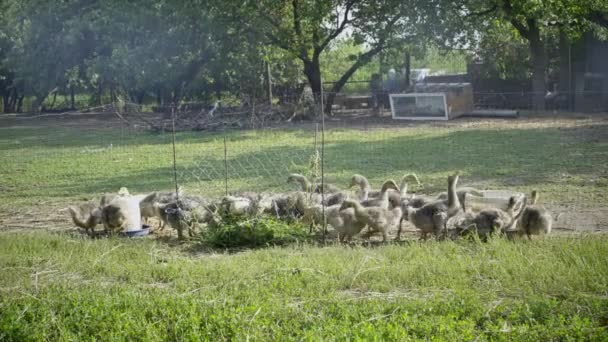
[[8, 88, 17, 112], [324, 45, 385, 114], [529, 30, 546, 111], [70, 86, 76, 110], [156, 88, 163, 105], [97, 83, 103, 106], [303, 58, 322, 99], [49, 92, 57, 110], [172, 87, 181, 105], [2, 92, 9, 113], [504, 3, 547, 111], [33, 94, 48, 113], [136, 92, 145, 105], [110, 85, 116, 106], [16, 95, 24, 113]]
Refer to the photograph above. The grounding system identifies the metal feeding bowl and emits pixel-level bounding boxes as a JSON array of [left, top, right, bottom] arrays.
[[120, 225, 151, 238], [464, 190, 527, 217]]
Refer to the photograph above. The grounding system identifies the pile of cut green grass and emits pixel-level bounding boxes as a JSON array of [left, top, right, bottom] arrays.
[[1, 232, 606, 340], [198, 214, 312, 248]]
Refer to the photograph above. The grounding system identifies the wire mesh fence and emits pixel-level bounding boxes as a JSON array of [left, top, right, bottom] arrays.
[[0, 89, 607, 236]]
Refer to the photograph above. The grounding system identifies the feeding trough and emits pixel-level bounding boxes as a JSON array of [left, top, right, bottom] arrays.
[[464, 190, 527, 217], [121, 225, 151, 238]]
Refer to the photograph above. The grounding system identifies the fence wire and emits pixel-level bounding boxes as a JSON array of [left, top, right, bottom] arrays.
[[0, 90, 607, 235]]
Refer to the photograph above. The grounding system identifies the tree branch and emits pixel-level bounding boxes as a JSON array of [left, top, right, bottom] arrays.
[[316, 0, 359, 54], [328, 13, 400, 96], [264, 32, 294, 54], [253, 11, 297, 54], [464, 4, 497, 18], [252, 9, 309, 62], [292, 0, 302, 37], [291, 0, 310, 61], [502, 0, 531, 40]]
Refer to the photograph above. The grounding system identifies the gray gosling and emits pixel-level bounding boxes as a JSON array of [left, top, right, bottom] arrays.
[[287, 173, 340, 194], [350, 174, 417, 208], [101, 202, 129, 234], [339, 199, 402, 243], [400, 173, 462, 240], [139, 191, 179, 229], [302, 203, 366, 242], [68, 201, 102, 235], [154, 196, 214, 240], [98, 187, 133, 234], [437, 187, 484, 211], [339, 180, 401, 242], [517, 190, 553, 239], [467, 197, 518, 240], [360, 180, 401, 209]]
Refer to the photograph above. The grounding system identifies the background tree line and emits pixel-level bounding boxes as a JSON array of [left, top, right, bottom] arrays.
[[0, 0, 606, 113]]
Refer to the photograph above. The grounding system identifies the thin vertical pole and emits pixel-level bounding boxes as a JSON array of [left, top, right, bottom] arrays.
[[568, 44, 573, 111], [320, 77, 327, 242], [267, 60, 273, 108], [223, 136, 228, 196], [313, 123, 319, 179], [171, 105, 180, 201], [314, 123, 318, 152]]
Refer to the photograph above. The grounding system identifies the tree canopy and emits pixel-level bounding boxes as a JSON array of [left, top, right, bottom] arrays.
[[0, 0, 606, 113]]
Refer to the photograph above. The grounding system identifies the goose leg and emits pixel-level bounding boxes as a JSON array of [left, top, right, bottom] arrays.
[[188, 222, 196, 237], [432, 213, 448, 241], [396, 216, 404, 241]]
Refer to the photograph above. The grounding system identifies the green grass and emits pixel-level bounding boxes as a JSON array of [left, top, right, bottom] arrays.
[[1, 118, 607, 339], [1, 119, 607, 209], [0, 232, 607, 340]]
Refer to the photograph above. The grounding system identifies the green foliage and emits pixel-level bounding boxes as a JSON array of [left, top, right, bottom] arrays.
[[411, 46, 468, 74], [1, 0, 606, 113], [475, 20, 531, 80], [321, 40, 381, 83], [199, 214, 311, 248]]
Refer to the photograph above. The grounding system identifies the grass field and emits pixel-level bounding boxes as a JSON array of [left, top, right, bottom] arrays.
[[1, 232, 607, 340], [1, 114, 608, 339], [1, 115, 607, 207]]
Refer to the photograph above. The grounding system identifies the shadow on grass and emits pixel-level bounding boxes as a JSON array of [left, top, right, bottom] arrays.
[[0, 124, 320, 150], [7, 124, 606, 200]]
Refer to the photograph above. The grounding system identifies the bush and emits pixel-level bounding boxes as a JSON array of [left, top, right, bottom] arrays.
[[199, 214, 311, 248]]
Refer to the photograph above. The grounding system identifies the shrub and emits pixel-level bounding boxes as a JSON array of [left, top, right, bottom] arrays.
[[199, 214, 311, 248]]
